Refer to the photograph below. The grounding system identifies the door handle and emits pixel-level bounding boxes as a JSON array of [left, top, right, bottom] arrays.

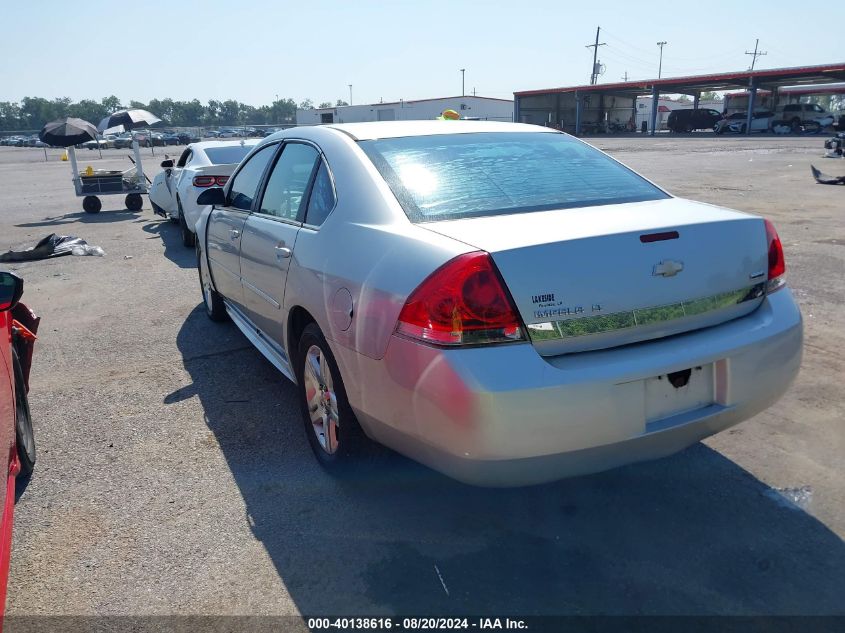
[[275, 245, 292, 259], [230, 229, 240, 240]]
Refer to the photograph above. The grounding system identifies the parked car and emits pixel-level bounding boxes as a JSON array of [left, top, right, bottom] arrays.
[[775, 103, 835, 132], [667, 108, 722, 132], [162, 132, 181, 146], [0, 271, 39, 607], [82, 135, 117, 150], [715, 111, 774, 134], [193, 121, 802, 486], [148, 139, 260, 247], [217, 129, 239, 138], [205, 130, 221, 138], [177, 132, 201, 144], [713, 113, 746, 134]]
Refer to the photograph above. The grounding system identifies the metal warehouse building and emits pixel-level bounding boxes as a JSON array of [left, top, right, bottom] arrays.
[[296, 95, 513, 126], [514, 63, 845, 135]]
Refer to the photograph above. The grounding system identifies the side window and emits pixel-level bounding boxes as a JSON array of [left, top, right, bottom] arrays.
[[305, 161, 336, 226], [228, 144, 277, 210], [258, 143, 319, 220], [811, 104, 824, 113], [176, 149, 191, 168]]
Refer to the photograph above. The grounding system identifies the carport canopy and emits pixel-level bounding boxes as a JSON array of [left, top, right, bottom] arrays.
[[514, 62, 845, 136]]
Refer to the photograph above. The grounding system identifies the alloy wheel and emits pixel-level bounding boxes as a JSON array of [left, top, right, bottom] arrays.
[[303, 345, 339, 454]]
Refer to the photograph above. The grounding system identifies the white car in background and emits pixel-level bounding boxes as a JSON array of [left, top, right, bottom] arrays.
[[148, 140, 259, 246]]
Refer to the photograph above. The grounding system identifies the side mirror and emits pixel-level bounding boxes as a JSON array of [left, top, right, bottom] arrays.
[[160, 159, 174, 169], [0, 271, 24, 312], [197, 187, 226, 206]]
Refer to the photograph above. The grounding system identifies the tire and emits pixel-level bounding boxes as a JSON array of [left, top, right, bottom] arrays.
[[125, 193, 143, 211], [740, 124, 747, 134], [12, 350, 35, 476], [295, 323, 368, 473], [197, 243, 227, 322], [178, 199, 195, 247], [685, 124, 693, 133], [82, 195, 101, 214], [790, 118, 801, 133]]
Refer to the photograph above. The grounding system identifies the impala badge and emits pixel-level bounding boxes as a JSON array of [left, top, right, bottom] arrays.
[[653, 260, 684, 277]]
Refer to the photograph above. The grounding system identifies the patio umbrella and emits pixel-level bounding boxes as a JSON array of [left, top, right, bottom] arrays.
[[97, 108, 161, 132], [38, 117, 98, 147]]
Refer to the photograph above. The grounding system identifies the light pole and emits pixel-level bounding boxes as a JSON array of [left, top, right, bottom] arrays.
[[656, 41, 667, 78], [348, 84, 352, 106], [460, 68, 465, 96]]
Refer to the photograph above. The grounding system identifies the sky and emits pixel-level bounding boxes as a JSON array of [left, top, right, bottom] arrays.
[[2, 0, 843, 107]]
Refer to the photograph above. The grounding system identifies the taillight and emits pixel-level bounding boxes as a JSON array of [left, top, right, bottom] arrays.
[[396, 251, 525, 346], [193, 175, 228, 187], [764, 219, 786, 292]]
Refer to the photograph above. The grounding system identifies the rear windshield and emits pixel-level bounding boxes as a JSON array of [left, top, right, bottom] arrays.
[[204, 145, 255, 165], [359, 132, 668, 222]]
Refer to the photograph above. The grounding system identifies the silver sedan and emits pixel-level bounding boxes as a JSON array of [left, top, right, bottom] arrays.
[[194, 121, 802, 486]]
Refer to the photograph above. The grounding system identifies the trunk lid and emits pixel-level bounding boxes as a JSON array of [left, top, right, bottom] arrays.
[[420, 198, 768, 355]]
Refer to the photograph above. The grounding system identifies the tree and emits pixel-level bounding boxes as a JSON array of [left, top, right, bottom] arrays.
[[336, 99, 349, 107], [299, 98, 314, 110], [101, 95, 122, 113], [318, 101, 333, 109], [700, 91, 722, 101]]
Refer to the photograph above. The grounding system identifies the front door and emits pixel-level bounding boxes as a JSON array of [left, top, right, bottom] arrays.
[[206, 143, 278, 309], [239, 142, 321, 347]]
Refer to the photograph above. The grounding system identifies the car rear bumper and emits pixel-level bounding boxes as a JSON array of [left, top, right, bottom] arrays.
[[335, 288, 802, 486]]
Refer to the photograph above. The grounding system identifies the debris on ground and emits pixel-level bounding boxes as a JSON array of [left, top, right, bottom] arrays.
[[0, 233, 105, 262], [811, 165, 845, 185]]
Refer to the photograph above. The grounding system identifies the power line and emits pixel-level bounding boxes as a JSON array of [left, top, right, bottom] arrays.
[[585, 26, 606, 85], [745, 39, 767, 70]]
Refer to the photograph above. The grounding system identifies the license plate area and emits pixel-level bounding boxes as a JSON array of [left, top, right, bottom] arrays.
[[645, 364, 714, 423]]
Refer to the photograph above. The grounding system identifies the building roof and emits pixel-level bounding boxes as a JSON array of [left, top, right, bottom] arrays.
[[514, 63, 845, 98], [310, 95, 513, 112]]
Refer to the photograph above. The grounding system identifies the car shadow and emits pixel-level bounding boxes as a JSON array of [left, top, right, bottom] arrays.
[[141, 218, 194, 269], [169, 307, 845, 617], [15, 208, 142, 227]]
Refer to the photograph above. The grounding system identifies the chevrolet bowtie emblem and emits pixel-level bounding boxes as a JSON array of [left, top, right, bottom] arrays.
[[653, 260, 684, 277]]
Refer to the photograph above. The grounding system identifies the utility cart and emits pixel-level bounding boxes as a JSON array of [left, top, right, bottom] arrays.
[[67, 140, 148, 214]]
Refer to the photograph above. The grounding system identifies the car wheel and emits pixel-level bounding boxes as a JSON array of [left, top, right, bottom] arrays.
[[82, 195, 101, 213], [125, 193, 143, 211], [296, 322, 368, 472], [197, 243, 227, 322], [740, 124, 747, 134], [12, 350, 35, 476], [180, 211, 196, 248], [790, 118, 801, 133], [685, 124, 693, 133]]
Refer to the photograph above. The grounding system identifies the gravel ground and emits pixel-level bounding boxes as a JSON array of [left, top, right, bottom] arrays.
[[0, 136, 843, 618]]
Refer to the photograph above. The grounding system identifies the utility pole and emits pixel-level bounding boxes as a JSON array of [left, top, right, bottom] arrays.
[[622, 71, 629, 82], [460, 69, 466, 96], [656, 41, 667, 78], [472, 87, 477, 96], [745, 39, 767, 70], [348, 84, 352, 106], [586, 26, 606, 85]]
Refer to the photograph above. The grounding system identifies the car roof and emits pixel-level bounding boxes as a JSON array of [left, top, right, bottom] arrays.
[[320, 120, 553, 141], [188, 140, 260, 151]]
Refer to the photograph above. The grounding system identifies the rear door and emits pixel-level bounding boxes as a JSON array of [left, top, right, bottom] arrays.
[[206, 143, 278, 309], [239, 142, 322, 345]]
